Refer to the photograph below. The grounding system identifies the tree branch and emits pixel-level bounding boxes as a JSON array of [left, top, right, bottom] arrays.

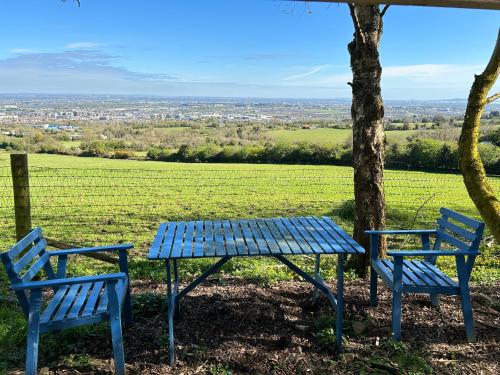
[[348, 3, 366, 44], [380, 4, 390, 18], [486, 92, 500, 104]]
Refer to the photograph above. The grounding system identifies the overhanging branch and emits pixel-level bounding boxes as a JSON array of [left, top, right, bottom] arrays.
[[486, 92, 500, 104]]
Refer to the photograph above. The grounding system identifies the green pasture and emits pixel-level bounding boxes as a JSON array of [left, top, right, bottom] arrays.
[[265, 128, 421, 145], [0, 152, 498, 284]]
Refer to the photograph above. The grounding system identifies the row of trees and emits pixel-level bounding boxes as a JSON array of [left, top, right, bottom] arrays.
[[146, 139, 500, 174]]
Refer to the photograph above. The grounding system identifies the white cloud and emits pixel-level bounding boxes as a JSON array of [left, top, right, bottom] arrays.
[[65, 42, 104, 50], [9, 48, 36, 54], [284, 65, 331, 81], [383, 64, 482, 83]]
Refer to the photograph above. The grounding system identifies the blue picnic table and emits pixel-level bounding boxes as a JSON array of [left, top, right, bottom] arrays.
[[148, 216, 365, 364]]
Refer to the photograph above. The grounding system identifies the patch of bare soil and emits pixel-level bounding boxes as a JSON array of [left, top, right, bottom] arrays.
[[11, 279, 500, 374]]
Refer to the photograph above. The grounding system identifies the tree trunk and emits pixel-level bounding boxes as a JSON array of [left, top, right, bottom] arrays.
[[347, 4, 386, 276], [459, 31, 500, 242]]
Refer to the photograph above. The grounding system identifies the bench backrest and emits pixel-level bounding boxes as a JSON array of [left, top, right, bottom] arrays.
[[0, 227, 55, 317], [434, 208, 485, 253]]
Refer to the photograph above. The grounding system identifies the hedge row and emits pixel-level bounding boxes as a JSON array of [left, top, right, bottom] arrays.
[[147, 139, 500, 174]]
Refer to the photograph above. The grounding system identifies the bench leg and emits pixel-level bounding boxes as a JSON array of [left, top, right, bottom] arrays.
[[392, 258, 403, 341], [26, 290, 42, 375], [430, 294, 439, 307], [313, 255, 320, 304], [370, 265, 378, 307], [118, 249, 133, 327], [336, 254, 344, 352], [456, 256, 475, 342], [108, 282, 126, 375]]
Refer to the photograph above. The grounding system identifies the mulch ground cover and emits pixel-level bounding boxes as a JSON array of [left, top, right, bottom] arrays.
[[7, 278, 500, 375]]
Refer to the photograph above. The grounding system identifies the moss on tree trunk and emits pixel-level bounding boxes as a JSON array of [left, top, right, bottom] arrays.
[[459, 31, 500, 242], [347, 5, 387, 277]]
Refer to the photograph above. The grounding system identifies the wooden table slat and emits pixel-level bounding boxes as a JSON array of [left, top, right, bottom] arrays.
[[256, 219, 281, 254], [159, 222, 177, 258], [239, 220, 259, 255], [150, 216, 364, 259], [223, 220, 238, 256], [248, 219, 270, 255], [204, 220, 215, 257], [230, 220, 248, 255], [182, 221, 195, 258], [264, 218, 292, 254], [193, 221, 204, 257], [271, 218, 303, 254]]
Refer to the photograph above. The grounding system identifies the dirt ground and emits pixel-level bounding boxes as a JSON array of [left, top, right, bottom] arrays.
[[8, 278, 500, 375]]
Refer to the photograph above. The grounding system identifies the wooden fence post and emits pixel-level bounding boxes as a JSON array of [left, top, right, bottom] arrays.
[[11, 153, 32, 241]]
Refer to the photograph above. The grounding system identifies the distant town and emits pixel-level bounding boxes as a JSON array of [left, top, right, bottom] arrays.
[[1, 94, 498, 126]]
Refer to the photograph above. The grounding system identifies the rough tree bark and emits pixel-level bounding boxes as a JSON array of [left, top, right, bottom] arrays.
[[459, 31, 500, 242], [347, 4, 387, 276]]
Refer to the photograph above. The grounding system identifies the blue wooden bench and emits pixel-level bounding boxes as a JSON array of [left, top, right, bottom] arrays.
[[0, 227, 133, 375], [367, 208, 485, 342]]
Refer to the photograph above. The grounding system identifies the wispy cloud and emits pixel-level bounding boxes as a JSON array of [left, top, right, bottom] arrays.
[[383, 64, 482, 83], [284, 65, 331, 81], [9, 48, 37, 54], [65, 42, 105, 50]]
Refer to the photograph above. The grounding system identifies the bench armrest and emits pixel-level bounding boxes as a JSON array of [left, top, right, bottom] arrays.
[[365, 230, 437, 235], [11, 272, 127, 290], [48, 244, 133, 257], [387, 250, 477, 257]]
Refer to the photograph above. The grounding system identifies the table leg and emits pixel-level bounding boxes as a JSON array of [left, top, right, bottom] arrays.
[[173, 259, 180, 316], [336, 254, 344, 353], [166, 260, 175, 365], [313, 254, 321, 303]]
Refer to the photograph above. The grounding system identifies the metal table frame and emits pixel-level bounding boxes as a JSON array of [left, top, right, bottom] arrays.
[[164, 253, 344, 365]]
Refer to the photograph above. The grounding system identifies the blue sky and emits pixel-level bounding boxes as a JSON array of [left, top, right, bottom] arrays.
[[0, 0, 498, 99]]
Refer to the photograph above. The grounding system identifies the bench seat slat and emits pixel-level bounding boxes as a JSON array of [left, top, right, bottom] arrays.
[[53, 284, 81, 321], [402, 260, 438, 286], [305, 217, 346, 253], [40, 286, 69, 324], [380, 259, 413, 286], [67, 282, 93, 319], [413, 261, 456, 288], [82, 281, 104, 317]]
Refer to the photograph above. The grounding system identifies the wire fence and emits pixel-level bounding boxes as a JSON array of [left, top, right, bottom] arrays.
[[0, 163, 498, 251]]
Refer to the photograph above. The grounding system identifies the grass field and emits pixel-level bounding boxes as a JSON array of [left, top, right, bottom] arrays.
[[0, 152, 498, 283], [265, 128, 420, 144], [0, 152, 499, 372]]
